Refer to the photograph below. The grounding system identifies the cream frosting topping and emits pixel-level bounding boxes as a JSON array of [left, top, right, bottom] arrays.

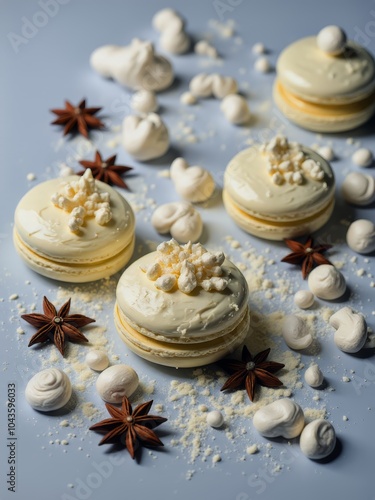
[[142, 240, 228, 294], [51, 169, 112, 232], [90, 39, 174, 92], [14, 175, 134, 264], [116, 250, 249, 339], [224, 142, 334, 221], [277, 37, 375, 101]]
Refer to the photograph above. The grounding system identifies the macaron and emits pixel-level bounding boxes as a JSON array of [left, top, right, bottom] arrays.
[[274, 27, 375, 132], [114, 239, 250, 368], [223, 135, 335, 240], [14, 170, 135, 282]]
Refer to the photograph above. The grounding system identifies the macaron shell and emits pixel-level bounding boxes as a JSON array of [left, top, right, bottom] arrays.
[[223, 189, 335, 241], [114, 303, 250, 368], [277, 37, 375, 102], [14, 176, 135, 264], [13, 229, 135, 283], [273, 79, 375, 133], [115, 252, 249, 339]]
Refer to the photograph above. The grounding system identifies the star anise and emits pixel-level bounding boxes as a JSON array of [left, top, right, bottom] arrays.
[[219, 346, 285, 402], [78, 151, 133, 189], [21, 296, 95, 356], [90, 396, 167, 459], [50, 99, 104, 138], [281, 237, 332, 279]]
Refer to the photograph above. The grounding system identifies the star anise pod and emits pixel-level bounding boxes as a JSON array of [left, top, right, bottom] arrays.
[[219, 346, 284, 402], [21, 296, 95, 356], [50, 99, 104, 138], [78, 151, 133, 189], [90, 396, 167, 459], [281, 237, 332, 279]]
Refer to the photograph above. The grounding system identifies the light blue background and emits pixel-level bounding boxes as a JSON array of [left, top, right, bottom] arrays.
[[1, 1, 375, 500]]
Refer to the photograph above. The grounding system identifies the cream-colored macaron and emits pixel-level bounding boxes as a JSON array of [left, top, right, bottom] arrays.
[[223, 135, 335, 240], [114, 239, 250, 368], [274, 31, 375, 132], [14, 171, 135, 282]]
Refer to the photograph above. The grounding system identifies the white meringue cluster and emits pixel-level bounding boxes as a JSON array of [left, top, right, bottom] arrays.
[[260, 135, 325, 186], [51, 169, 112, 232], [143, 239, 228, 294]]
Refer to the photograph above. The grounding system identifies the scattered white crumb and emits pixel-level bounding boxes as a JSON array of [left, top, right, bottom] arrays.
[[342, 376, 350, 383], [9, 294, 18, 300], [212, 454, 221, 463], [16, 327, 24, 335], [247, 444, 259, 455], [343, 415, 349, 421], [27, 173, 36, 181]]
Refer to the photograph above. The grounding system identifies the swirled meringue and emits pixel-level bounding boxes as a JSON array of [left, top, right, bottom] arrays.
[[25, 368, 72, 412], [151, 201, 203, 243], [308, 265, 346, 300], [253, 399, 305, 439], [90, 39, 174, 92], [300, 419, 336, 459], [152, 8, 190, 54], [220, 94, 250, 124], [122, 113, 169, 161], [346, 219, 375, 254], [170, 157, 215, 203], [342, 172, 375, 205]]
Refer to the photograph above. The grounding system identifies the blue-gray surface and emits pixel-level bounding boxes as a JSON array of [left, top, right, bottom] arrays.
[[1, 1, 375, 499]]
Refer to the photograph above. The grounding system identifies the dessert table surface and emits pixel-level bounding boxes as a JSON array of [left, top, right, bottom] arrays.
[[1, 1, 374, 499]]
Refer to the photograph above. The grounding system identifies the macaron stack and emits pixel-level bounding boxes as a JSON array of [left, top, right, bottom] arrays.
[[114, 239, 250, 368], [274, 26, 375, 132], [223, 135, 335, 240], [13, 170, 135, 283]]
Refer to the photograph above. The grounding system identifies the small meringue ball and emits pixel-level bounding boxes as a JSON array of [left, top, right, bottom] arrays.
[[131, 90, 158, 114], [317, 26, 347, 55], [342, 172, 375, 206], [180, 91, 197, 105], [25, 368, 72, 412], [294, 290, 315, 309], [300, 419, 336, 460], [254, 57, 272, 73], [346, 219, 375, 254], [220, 94, 251, 125], [96, 365, 139, 403], [304, 364, 324, 388], [352, 148, 373, 168], [252, 42, 266, 55], [317, 146, 335, 161], [85, 350, 109, 372], [308, 265, 346, 300], [206, 410, 224, 428]]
